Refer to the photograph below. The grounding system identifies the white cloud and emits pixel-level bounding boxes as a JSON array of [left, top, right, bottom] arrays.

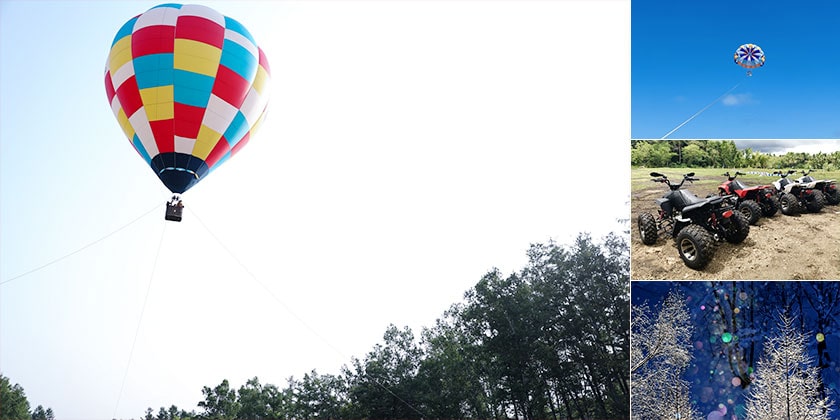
[[722, 93, 754, 106]]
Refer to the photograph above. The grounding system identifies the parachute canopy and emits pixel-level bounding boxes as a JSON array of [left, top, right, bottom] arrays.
[[734, 43, 765, 70], [105, 4, 270, 194]]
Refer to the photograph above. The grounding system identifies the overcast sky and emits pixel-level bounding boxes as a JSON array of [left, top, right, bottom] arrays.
[[732, 139, 840, 154], [0, 1, 629, 419]]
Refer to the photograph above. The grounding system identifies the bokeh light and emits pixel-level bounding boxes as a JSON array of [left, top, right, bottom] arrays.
[[817, 332, 825, 342], [721, 332, 733, 343]]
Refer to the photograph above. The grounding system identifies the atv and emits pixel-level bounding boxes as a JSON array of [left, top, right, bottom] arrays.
[[637, 172, 749, 270], [772, 170, 825, 214], [717, 171, 779, 225], [796, 170, 839, 206]]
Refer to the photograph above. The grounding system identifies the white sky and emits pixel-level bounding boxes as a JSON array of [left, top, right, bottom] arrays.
[[0, 1, 630, 418], [731, 139, 840, 155]]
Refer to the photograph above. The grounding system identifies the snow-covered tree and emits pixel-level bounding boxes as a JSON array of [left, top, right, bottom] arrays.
[[745, 312, 833, 420], [631, 292, 700, 420]]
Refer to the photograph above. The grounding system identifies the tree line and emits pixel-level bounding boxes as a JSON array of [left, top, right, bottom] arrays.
[[0, 374, 54, 420], [2, 233, 629, 420], [141, 233, 629, 420], [631, 140, 840, 170]]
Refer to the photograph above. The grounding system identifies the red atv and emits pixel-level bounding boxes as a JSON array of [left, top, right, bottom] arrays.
[[718, 171, 779, 225]]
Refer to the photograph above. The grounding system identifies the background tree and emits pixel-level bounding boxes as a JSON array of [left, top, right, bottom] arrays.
[[745, 312, 832, 420], [631, 292, 700, 420], [0, 374, 33, 420], [416, 307, 491, 419], [630, 140, 840, 169], [680, 143, 709, 167], [344, 325, 424, 419], [29, 405, 54, 420], [631, 141, 674, 167], [235, 377, 271, 420], [703, 281, 760, 389], [287, 371, 347, 419], [197, 379, 240, 419]]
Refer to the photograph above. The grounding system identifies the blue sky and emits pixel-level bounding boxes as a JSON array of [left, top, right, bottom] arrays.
[[0, 1, 629, 419], [632, 0, 840, 139]]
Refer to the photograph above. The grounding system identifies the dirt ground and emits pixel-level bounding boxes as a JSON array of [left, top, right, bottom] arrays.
[[631, 186, 840, 280]]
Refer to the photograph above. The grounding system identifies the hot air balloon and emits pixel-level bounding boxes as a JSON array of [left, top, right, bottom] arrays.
[[104, 4, 270, 220], [734, 43, 765, 76]]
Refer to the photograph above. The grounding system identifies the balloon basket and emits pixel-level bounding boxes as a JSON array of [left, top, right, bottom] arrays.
[[165, 197, 184, 222]]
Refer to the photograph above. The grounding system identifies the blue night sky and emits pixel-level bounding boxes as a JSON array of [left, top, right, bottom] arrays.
[[632, 0, 840, 139], [633, 281, 840, 419]]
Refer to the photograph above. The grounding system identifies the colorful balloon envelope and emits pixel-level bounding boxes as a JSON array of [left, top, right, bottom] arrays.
[[734, 43, 765, 70], [105, 3, 270, 194]]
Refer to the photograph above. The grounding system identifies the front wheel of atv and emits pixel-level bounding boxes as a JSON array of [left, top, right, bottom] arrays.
[[825, 188, 840, 205], [675, 225, 715, 270], [722, 210, 750, 244], [806, 190, 826, 213], [738, 200, 762, 225], [779, 193, 800, 215], [638, 212, 658, 245], [761, 195, 779, 217]]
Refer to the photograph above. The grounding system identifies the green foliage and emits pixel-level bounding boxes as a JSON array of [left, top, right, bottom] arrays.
[[681, 143, 708, 167], [344, 325, 424, 419], [148, 233, 630, 420], [0, 374, 37, 420], [235, 377, 270, 419], [29, 406, 54, 420], [197, 379, 240, 419], [287, 371, 346, 419], [631, 141, 674, 166], [631, 140, 840, 170]]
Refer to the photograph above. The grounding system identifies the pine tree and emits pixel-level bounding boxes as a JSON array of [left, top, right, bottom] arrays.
[[631, 292, 700, 420], [745, 312, 833, 420]]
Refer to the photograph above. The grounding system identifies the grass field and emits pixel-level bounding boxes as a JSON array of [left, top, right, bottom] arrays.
[[630, 167, 840, 196]]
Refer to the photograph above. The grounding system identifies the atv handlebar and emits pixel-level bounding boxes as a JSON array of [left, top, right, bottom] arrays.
[[649, 172, 696, 190], [772, 170, 797, 178], [722, 171, 746, 180]]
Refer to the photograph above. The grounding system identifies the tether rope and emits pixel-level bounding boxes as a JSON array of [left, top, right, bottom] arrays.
[[660, 81, 742, 139], [113, 219, 167, 419], [187, 207, 427, 419], [0, 203, 161, 286]]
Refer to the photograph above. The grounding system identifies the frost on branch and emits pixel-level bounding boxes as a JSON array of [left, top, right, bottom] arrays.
[[745, 312, 833, 420], [631, 291, 699, 420]]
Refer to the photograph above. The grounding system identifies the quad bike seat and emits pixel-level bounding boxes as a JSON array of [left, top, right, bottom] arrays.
[[658, 190, 706, 212], [682, 195, 728, 213], [730, 180, 750, 191], [777, 178, 791, 189]]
